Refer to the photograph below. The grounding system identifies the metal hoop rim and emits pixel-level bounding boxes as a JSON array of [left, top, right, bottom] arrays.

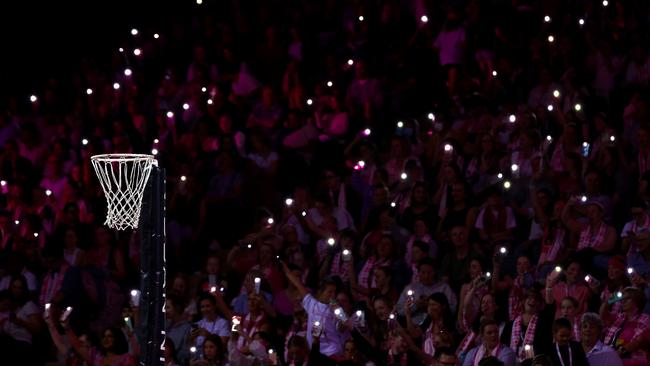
[[91, 154, 157, 163]]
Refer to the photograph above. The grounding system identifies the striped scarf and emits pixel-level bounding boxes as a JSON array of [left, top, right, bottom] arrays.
[[237, 313, 266, 349], [284, 321, 307, 361], [577, 223, 607, 251], [358, 256, 389, 290], [604, 313, 627, 345], [456, 331, 477, 357], [472, 344, 501, 366], [509, 274, 531, 321], [39, 265, 68, 305], [510, 314, 538, 361], [539, 226, 565, 264], [330, 252, 350, 282], [627, 216, 650, 255]]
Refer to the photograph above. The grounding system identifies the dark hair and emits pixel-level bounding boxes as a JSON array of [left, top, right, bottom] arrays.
[[203, 335, 225, 361], [412, 240, 430, 254], [196, 293, 217, 317], [479, 356, 504, 366], [417, 257, 435, 271], [287, 335, 309, 350], [552, 318, 573, 334], [166, 293, 186, 313], [8, 274, 30, 305], [100, 327, 129, 355], [428, 292, 455, 330], [623, 286, 647, 312], [434, 346, 456, 360], [480, 318, 499, 334]]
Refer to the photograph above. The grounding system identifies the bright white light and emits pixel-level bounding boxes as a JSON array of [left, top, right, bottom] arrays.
[[421, 15, 429, 23], [190, 346, 197, 353], [86, 88, 93, 95], [400, 172, 408, 180], [301, 210, 307, 217], [113, 82, 120, 90], [444, 144, 453, 152], [548, 35, 555, 43], [182, 103, 190, 110], [29, 95, 37, 103], [33, 232, 39, 238], [499, 247, 507, 254], [546, 135, 552, 142], [553, 89, 560, 98], [133, 48, 142, 56], [616, 291, 622, 298], [358, 15, 364, 22], [0, 180, 6, 187], [285, 198, 293, 206], [581, 195, 587, 202], [555, 266, 562, 272], [118, 47, 124, 53], [267, 217, 274, 225], [628, 267, 634, 275], [327, 81, 333, 87], [357, 160, 365, 168], [578, 18, 585, 26], [180, 176, 187, 182], [207, 99, 213, 105], [343, 249, 350, 256], [153, 139, 159, 144], [511, 164, 519, 172], [327, 238, 335, 246], [130, 290, 138, 297], [503, 180, 511, 189], [247, 244, 252, 249], [497, 173, 503, 179], [492, 70, 498, 77], [124, 68, 132, 76], [196, 0, 203, 4], [574, 103, 582, 111], [314, 321, 320, 327], [363, 128, 371, 136], [602, 0, 608, 6], [547, 105, 554, 111], [154, 33, 160, 39], [389, 313, 395, 320], [582, 142, 589, 148], [306, 98, 313, 106], [397, 121, 404, 128], [14, 220, 19, 225], [427, 113, 435, 120], [45, 189, 52, 197], [166, 111, 174, 118], [201, 87, 207, 93], [347, 59, 354, 66], [131, 28, 138, 36], [610, 135, 616, 142], [544, 15, 551, 23], [151, 148, 159, 155], [254, 277, 261, 284], [390, 202, 396, 208], [334, 308, 342, 315], [509, 114, 516, 123], [524, 345, 531, 351], [584, 275, 590, 282], [486, 272, 492, 278], [356, 310, 362, 317], [268, 349, 274, 355], [407, 290, 414, 296]]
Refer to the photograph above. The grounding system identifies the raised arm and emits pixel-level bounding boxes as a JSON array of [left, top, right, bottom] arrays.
[[282, 261, 309, 300]]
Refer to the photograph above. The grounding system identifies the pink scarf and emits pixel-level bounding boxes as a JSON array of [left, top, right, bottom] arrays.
[[456, 331, 477, 357], [539, 227, 565, 264], [577, 223, 607, 251], [330, 252, 350, 282], [510, 314, 538, 361], [39, 264, 68, 305], [472, 344, 501, 366]]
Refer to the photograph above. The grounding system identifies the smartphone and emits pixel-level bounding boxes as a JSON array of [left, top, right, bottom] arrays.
[[231, 315, 242, 332], [342, 249, 351, 262], [254, 277, 261, 294], [129, 289, 141, 307], [312, 320, 323, 337], [608, 291, 623, 305], [60, 306, 73, 323], [44, 303, 51, 319], [581, 142, 590, 158], [124, 316, 134, 331], [584, 275, 600, 287]]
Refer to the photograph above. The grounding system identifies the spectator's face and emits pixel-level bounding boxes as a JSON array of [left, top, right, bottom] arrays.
[[524, 295, 539, 313], [200, 299, 216, 318], [9, 279, 25, 299], [580, 321, 600, 346], [318, 284, 336, 303], [412, 246, 425, 263], [469, 260, 482, 278], [373, 299, 390, 321], [584, 173, 600, 193], [288, 344, 308, 362], [324, 170, 340, 190], [206, 257, 219, 275], [621, 292, 637, 313], [427, 299, 444, 319], [481, 294, 497, 316], [203, 340, 218, 360], [413, 220, 427, 237], [608, 264, 623, 280], [389, 335, 407, 354], [374, 269, 388, 287], [450, 227, 467, 247], [377, 238, 392, 258], [164, 300, 177, 319], [586, 204, 603, 221], [560, 299, 576, 319], [344, 341, 357, 360], [554, 327, 571, 346], [482, 324, 499, 348], [418, 264, 435, 286], [436, 354, 458, 366], [450, 183, 465, 202], [565, 262, 580, 283], [516, 257, 531, 275], [101, 329, 115, 351]]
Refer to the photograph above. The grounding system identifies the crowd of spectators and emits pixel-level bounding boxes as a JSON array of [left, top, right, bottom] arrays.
[[2, 0, 650, 365]]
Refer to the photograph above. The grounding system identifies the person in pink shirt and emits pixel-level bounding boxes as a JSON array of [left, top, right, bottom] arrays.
[[547, 261, 590, 318]]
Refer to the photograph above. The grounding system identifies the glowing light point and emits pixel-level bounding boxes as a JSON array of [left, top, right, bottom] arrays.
[[327, 81, 333, 87], [509, 114, 516, 123], [547, 104, 554, 111], [574, 103, 582, 112], [133, 48, 142, 56], [166, 111, 174, 118], [548, 35, 555, 43], [183, 103, 190, 110], [180, 176, 187, 182], [503, 180, 511, 189], [347, 59, 354, 66], [327, 238, 336, 246], [29, 95, 37, 103], [267, 217, 274, 225], [86, 88, 93, 95], [154, 33, 160, 39], [400, 172, 408, 180], [124, 68, 132, 76], [397, 121, 404, 128], [151, 148, 159, 155], [306, 98, 313, 106], [511, 164, 519, 172], [113, 82, 120, 90], [131, 28, 139, 36], [544, 15, 551, 23], [427, 113, 435, 120], [421, 15, 429, 23], [285, 198, 293, 206], [553, 89, 560, 98]]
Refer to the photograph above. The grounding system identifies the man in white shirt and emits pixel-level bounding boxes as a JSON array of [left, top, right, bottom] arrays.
[[282, 263, 346, 357], [580, 312, 623, 366]]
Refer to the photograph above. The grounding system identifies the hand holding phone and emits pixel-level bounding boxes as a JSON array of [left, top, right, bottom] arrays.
[[231, 316, 242, 333]]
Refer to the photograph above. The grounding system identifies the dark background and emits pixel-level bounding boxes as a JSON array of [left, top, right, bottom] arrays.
[[0, 2, 191, 97]]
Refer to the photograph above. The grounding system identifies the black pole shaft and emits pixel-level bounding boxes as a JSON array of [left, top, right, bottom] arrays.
[[138, 166, 166, 366]]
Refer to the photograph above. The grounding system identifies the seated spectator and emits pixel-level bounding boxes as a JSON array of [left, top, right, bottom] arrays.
[[548, 317, 588, 366], [462, 319, 516, 366], [580, 312, 623, 366]]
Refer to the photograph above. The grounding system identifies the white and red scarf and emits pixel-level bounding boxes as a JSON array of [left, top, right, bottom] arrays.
[[510, 314, 538, 361], [627, 216, 650, 255], [472, 344, 502, 366], [330, 252, 350, 282], [577, 223, 607, 251], [237, 312, 266, 349], [358, 256, 389, 290], [539, 226, 565, 264], [456, 331, 477, 357]]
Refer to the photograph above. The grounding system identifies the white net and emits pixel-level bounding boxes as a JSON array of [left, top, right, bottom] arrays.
[[91, 154, 158, 230]]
